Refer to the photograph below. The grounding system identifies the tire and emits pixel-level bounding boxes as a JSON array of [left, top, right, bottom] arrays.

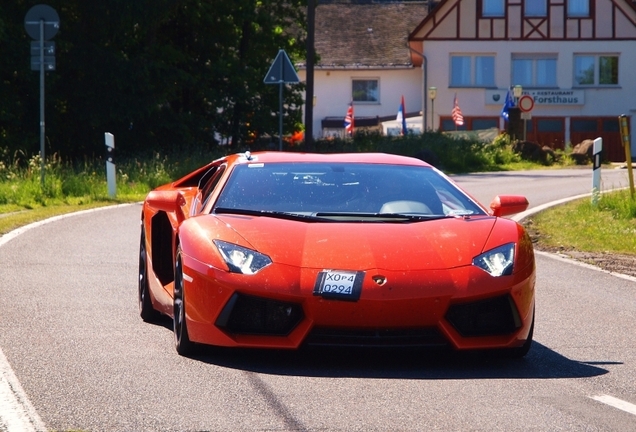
[[173, 246, 197, 356], [139, 226, 160, 322], [504, 310, 534, 359]]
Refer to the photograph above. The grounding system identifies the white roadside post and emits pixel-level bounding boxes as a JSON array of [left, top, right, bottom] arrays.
[[592, 137, 602, 206], [105, 132, 116, 198]]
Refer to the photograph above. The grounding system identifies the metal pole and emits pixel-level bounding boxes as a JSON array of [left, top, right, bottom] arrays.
[[422, 60, 427, 135], [431, 99, 434, 131], [39, 19, 45, 186], [279, 82, 283, 151], [304, 0, 315, 148]]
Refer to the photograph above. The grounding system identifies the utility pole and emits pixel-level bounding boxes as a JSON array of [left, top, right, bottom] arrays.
[[304, 0, 316, 149]]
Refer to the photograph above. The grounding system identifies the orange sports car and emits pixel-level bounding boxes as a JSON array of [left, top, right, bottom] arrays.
[[139, 152, 535, 357]]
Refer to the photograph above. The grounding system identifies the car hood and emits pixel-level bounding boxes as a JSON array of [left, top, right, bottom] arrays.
[[215, 214, 497, 271]]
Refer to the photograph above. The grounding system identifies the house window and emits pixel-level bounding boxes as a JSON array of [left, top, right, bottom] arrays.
[[482, 0, 505, 17], [574, 55, 619, 86], [512, 55, 557, 87], [352, 79, 379, 103], [450, 55, 495, 87], [525, 0, 547, 16], [571, 119, 598, 133], [568, 0, 589, 17]]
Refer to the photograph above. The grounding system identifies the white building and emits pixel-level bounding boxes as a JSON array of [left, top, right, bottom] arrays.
[[300, 0, 636, 162], [297, 1, 431, 138]]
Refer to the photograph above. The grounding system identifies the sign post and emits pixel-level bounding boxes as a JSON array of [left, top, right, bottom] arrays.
[[264, 50, 300, 151], [592, 138, 603, 206], [618, 115, 635, 199], [24, 4, 59, 186], [518, 95, 534, 141]]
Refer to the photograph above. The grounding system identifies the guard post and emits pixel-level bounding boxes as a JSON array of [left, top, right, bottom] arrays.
[[105, 133, 116, 198], [618, 115, 635, 199], [592, 137, 602, 206]]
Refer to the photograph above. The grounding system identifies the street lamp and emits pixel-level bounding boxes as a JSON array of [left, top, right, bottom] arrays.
[[513, 84, 523, 104], [428, 86, 437, 130]]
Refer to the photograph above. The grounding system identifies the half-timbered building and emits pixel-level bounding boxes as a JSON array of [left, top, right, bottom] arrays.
[[409, 0, 636, 160], [299, 0, 636, 161]]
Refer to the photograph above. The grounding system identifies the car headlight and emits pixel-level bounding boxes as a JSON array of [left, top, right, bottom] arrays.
[[213, 240, 272, 275], [472, 243, 515, 277]]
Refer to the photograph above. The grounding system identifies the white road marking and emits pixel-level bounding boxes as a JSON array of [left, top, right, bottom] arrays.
[[0, 349, 46, 431], [591, 395, 636, 417]]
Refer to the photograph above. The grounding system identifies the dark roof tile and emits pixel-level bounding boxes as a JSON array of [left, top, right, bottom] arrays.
[[311, 2, 429, 68]]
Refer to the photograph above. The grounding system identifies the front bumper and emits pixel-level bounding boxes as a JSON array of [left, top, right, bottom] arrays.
[[181, 254, 535, 351]]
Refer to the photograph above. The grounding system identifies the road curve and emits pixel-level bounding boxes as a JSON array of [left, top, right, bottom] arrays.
[[0, 167, 634, 431]]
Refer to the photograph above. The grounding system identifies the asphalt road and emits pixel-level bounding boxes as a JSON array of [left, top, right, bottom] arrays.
[[0, 167, 634, 431]]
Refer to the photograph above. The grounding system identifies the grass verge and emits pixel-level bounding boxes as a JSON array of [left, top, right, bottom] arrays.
[[0, 198, 143, 236], [522, 188, 636, 255]]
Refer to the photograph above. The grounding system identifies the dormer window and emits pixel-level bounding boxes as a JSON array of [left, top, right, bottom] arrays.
[[482, 0, 504, 17], [525, 0, 547, 17]]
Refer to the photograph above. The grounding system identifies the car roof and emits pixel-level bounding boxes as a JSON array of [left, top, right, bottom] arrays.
[[226, 151, 432, 167], [170, 152, 433, 189]]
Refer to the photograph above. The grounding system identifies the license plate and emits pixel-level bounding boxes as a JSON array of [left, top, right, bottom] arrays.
[[313, 270, 364, 301]]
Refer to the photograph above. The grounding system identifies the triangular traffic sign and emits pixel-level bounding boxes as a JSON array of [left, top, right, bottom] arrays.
[[264, 49, 300, 84]]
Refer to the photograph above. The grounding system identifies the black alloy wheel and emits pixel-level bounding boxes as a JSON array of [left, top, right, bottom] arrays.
[[139, 226, 160, 322], [174, 246, 196, 356]]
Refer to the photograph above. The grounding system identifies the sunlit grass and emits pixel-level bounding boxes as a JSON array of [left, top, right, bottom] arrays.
[[528, 189, 636, 255]]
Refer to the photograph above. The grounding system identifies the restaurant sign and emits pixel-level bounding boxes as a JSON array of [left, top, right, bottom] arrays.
[[485, 89, 584, 106]]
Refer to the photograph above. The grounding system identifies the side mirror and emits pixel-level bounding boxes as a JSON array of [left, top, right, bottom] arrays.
[[146, 190, 187, 223], [489, 195, 529, 217]]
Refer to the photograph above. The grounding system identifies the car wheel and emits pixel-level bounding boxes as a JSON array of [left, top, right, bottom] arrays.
[[139, 227, 160, 322], [174, 246, 197, 356], [504, 311, 534, 359]]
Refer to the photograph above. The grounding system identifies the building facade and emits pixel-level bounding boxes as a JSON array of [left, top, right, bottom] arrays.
[[297, 1, 431, 138], [409, 0, 636, 161], [299, 0, 636, 161]]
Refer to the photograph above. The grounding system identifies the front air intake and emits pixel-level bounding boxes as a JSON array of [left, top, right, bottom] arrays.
[[216, 293, 304, 336], [445, 294, 521, 337]]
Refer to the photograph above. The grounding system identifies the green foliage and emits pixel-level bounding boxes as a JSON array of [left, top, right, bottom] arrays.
[[597, 188, 636, 220], [295, 131, 523, 173], [529, 190, 636, 255]]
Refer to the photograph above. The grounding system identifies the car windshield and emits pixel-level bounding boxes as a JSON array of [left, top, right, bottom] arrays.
[[213, 162, 486, 217]]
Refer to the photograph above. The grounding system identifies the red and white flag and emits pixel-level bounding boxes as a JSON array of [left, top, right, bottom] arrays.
[[344, 102, 354, 136], [452, 94, 464, 127]]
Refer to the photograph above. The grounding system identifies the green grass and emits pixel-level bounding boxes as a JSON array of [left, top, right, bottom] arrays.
[[527, 189, 636, 255]]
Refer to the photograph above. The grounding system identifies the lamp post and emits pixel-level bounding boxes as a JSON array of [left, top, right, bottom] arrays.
[[428, 86, 437, 131], [513, 84, 523, 103]]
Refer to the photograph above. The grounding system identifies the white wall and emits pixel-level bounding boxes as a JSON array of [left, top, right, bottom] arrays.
[[421, 40, 636, 153], [298, 68, 422, 138]]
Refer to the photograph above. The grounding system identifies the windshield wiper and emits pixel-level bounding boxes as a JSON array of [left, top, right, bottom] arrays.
[[314, 212, 452, 222], [214, 207, 329, 222]]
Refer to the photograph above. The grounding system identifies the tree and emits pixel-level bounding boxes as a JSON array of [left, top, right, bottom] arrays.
[[0, 0, 307, 159]]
